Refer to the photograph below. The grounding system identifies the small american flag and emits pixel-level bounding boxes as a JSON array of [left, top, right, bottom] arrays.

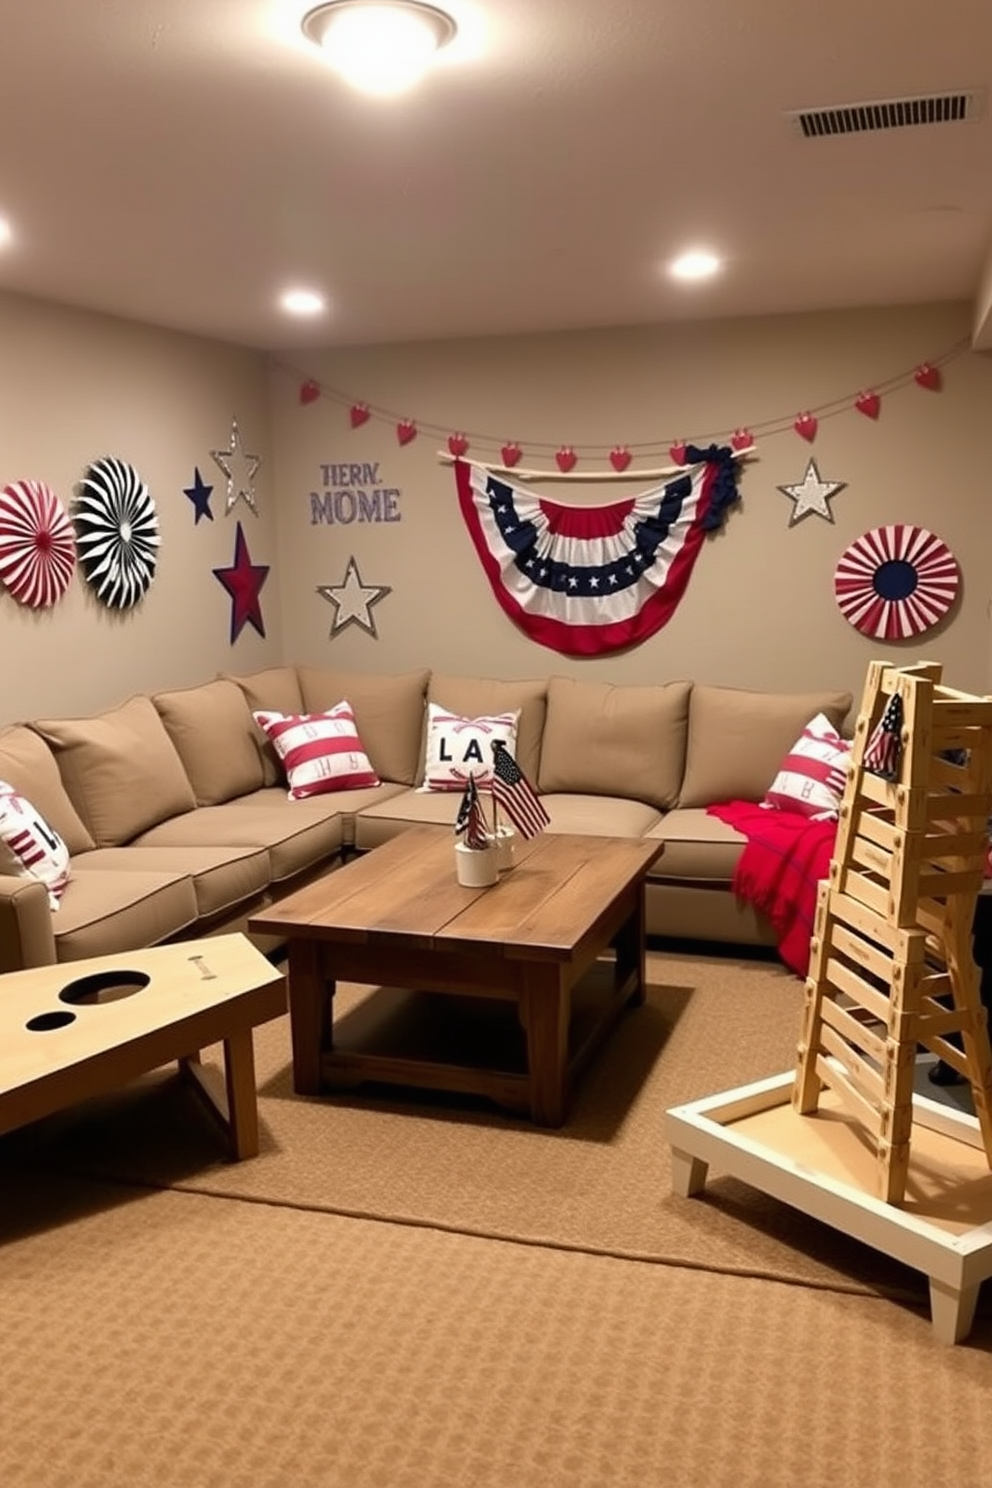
[[491, 741, 550, 839], [454, 775, 489, 849], [863, 693, 903, 781]]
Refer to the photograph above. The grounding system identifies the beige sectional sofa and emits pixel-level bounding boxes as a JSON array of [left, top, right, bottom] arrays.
[[0, 666, 853, 973]]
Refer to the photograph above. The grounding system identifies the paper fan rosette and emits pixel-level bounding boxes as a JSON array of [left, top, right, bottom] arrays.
[[74, 456, 160, 609], [0, 479, 77, 608], [834, 525, 959, 640]]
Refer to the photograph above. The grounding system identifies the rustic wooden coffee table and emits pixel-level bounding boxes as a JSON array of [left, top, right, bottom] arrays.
[[0, 933, 285, 1159], [249, 826, 662, 1126]]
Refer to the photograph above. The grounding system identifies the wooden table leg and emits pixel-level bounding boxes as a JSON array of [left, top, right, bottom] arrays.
[[519, 963, 570, 1127], [287, 939, 333, 1096], [929, 1277, 980, 1345], [222, 1025, 261, 1160], [613, 883, 648, 1007]]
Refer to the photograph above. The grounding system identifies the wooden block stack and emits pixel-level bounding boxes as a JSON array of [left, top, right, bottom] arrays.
[[793, 659, 992, 1204]]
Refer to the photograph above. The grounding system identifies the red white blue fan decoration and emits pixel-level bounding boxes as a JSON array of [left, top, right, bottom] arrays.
[[0, 479, 76, 608], [454, 446, 741, 656], [834, 525, 959, 640], [74, 456, 160, 610]]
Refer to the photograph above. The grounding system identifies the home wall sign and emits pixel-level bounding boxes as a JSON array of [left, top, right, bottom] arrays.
[[309, 461, 402, 525]]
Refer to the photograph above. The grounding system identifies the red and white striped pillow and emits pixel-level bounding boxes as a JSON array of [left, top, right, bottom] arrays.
[[762, 713, 852, 821], [253, 702, 379, 800], [0, 780, 71, 909]]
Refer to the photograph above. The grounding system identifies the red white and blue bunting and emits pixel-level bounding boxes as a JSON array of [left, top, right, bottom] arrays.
[[454, 447, 741, 657]]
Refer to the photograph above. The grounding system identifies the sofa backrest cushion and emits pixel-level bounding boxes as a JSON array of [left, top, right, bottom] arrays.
[[538, 677, 692, 809], [678, 685, 855, 807], [153, 679, 265, 805], [222, 665, 305, 786], [32, 694, 197, 847], [0, 724, 95, 854], [426, 676, 547, 785], [298, 668, 429, 786]]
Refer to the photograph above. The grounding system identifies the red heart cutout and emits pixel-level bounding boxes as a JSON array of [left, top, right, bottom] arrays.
[[447, 433, 469, 457], [794, 412, 818, 442], [915, 363, 941, 391], [855, 391, 880, 419], [349, 403, 370, 428], [299, 380, 321, 406], [731, 428, 754, 451], [556, 446, 577, 473], [609, 446, 631, 472], [396, 419, 417, 446], [668, 442, 688, 466], [501, 442, 522, 467]]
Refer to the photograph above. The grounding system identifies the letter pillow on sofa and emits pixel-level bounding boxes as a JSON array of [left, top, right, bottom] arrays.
[[0, 779, 71, 908], [253, 703, 379, 800], [762, 713, 852, 821], [421, 704, 520, 792]]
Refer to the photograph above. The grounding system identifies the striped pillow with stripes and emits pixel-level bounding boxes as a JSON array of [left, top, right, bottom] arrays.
[[253, 702, 379, 800], [0, 780, 71, 908], [762, 713, 851, 821]]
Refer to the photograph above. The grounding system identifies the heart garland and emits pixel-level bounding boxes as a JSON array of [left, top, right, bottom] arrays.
[[609, 446, 631, 472], [855, 391, 881, 419], [556, 446, 577, 472], [731, 428, 754, 451], [501, 442, 522, 467], [396, 419, 417, 446], [447, 433, 469, 457], [794, 412, 818, 443], [350, 403, 370, 428], [914, 363, 941, 391], [299, 380, 321, 405]]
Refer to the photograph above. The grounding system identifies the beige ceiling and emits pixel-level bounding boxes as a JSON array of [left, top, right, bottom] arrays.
[[2, 0, 992, 352]]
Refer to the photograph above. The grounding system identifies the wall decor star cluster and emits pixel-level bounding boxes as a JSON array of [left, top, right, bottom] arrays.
[[213, 520, 269, 643], [317, 556, 391, 639], [210, 418, 262, 516], [777, 459, 847, 526]]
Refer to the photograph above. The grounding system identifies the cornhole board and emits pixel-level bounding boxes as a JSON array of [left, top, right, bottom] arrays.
[[665, 1070, 992, 1344]]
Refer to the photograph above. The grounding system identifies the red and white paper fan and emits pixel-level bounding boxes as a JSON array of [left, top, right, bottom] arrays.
[[834, 525, 959, 640], [0, 479, 76, 608]]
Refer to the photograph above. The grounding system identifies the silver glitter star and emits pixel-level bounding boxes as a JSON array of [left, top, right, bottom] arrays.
[[317, 557, 392, 639], [210, 417, 262, 516], [777, 459, 846, 525]]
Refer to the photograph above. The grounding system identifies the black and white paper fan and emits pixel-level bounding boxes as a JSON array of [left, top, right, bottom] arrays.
[[74, 456, 160, 609]]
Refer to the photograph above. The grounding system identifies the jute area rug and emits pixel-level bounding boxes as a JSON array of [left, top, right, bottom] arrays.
[[11, 947, 937, 1301]]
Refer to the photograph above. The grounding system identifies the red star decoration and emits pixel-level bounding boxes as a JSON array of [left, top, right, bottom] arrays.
[[213, 521, 269, 642]]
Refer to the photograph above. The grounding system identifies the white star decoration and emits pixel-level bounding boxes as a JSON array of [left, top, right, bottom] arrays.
[[317, 556, 392, 639], [777, 459, 846, 525], [210, 417, 262, 516]]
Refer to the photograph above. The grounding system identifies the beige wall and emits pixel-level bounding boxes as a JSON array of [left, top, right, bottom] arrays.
[[270, 299, 992, 707], [0, 291, 280, 722], [3, 292, 991, 729]]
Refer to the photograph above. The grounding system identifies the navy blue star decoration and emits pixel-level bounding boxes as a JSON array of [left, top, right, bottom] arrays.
[[184, 467, 214, 524], [213, 521, 269, 643]]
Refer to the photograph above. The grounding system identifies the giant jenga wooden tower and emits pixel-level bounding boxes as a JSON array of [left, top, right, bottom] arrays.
[[793, 660, 992, 1204]]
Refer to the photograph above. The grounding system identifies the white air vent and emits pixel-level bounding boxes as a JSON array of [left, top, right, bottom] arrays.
[[787, 89, 986, 138]]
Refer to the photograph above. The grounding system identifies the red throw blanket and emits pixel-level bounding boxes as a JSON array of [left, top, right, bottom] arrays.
[[708, 801, 837, 978]]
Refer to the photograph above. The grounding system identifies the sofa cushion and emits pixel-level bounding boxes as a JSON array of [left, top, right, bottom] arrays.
[[678, 685, 854, 808], [426, 676, 547, 785], [643, 807, 747, 881], [74, 845, 270, 922], [153, 678, 265, 806], [253, 704, 380, 799], [0, 780, 71, 909], [0, 724, 94, 854], [48, 869, 199, 964], [538, 677, 691, 810], [421, 703, 519, 792], [32, 694, 197, 847], [297, 668, 429, 786], [762, 713, 852, 821], [539, 793, 663, 838], [134, 792, 344, 884], [223, 666, 305, 786]]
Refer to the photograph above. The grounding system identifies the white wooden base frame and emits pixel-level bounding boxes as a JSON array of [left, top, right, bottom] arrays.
[[665, 1071, 992, 1345]]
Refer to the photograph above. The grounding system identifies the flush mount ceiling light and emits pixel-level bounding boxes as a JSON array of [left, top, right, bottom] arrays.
[[280, 288, 328, 316], [668, 249, 722, 282], [301, 1, 457, 96]]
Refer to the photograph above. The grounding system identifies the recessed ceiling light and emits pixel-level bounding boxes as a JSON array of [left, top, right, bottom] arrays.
[[668, 249, 722, 282], [301, 1, 457, 96], [0, 217, 13, 248], [280, 288, 328, 316]]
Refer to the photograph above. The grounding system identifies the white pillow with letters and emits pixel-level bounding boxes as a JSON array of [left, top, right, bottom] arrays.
[[0, 779, 71, 909], [421, 704, 520, 792]]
